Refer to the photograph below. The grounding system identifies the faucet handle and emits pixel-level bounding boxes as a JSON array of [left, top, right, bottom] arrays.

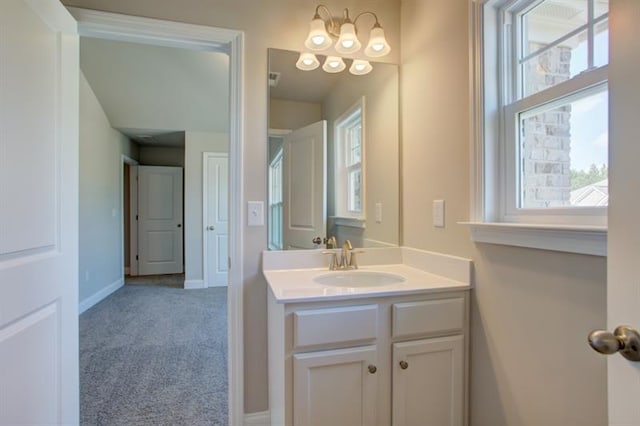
[[321, 250, 339, 270], [348, 250, 366, 269]]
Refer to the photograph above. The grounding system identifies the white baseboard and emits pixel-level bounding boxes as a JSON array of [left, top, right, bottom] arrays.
[[184, 279, 205, 289], [208, 281, 229, 288], [79, 278, 124, 314], [244, 411, 270, 426]]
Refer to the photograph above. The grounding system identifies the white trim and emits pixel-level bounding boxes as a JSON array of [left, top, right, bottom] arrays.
[[267, 128, 292, 137], [203, 152, 229, 289], [121, 155, 139, 277], [244, 411, 271, 426], [462, 222, 607, 256], [330, 216, 366, 229], [69, 9, 245, 425], [184, 279, 206, 289], [79, 278, 124, 314]]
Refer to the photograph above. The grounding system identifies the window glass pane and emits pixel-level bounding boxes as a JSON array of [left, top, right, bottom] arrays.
[[594, 19, 609, 68], [594, 0, 609, 19], [522, 0, 588, 59], [348, 169, 362, 212], [347, 124, 362, 166], [523, 29, 587, 97], [518, 88, 608, 208]]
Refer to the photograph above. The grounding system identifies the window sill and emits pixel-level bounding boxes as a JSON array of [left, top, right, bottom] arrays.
[[330, 216, 366, 229], [459, 222, 607, 257]]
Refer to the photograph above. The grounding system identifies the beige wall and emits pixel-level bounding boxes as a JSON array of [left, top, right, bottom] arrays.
[[268, 98, 322, 131], [322, 62, 399, 247], [79, 71, 138, 303], [400, 1, 607, 426], [184, 132, 229, 284]]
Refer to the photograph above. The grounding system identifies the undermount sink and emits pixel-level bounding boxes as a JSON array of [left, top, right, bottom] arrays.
[[314, 271, 405, 288]]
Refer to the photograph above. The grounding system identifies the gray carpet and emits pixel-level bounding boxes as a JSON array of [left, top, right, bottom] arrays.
[[80, 283, 228, 425]]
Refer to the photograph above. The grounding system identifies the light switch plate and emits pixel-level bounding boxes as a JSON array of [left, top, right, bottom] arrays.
[[375, 203, 383, 223], [247, 201, 264, 226], [433, 199, 445, 228]]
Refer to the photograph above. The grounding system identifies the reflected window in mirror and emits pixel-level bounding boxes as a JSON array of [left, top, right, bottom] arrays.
[[335, 97, 365, 220], [268, 146, 284, 250]]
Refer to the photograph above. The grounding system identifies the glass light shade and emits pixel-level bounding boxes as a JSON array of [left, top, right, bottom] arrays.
[[322, 56, 346, 73], [305, 17, 332, 51], [349, 59, 373, 75], [364, 25, 391, 57], [296, 53, 320, 71], [335, 22, 362, 54]]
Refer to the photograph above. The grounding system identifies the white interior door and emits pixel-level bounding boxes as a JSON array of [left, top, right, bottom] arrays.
[[282, 120, 327, 249], [0, 0, 79, 424], [204, 153, 228, 287], [606, 1, 640, 424], [137, 165, 184, 275]]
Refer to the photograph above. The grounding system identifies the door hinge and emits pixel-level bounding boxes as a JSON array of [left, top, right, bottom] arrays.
[[136, 255, 139, 260], [136, 215, 138, 220]]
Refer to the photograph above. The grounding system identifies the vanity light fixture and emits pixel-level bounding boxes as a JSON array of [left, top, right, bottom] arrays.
[[304, 4, 391, 58], [322, 56, 346, 73], [349, 59, 372, 75], [296, 52, 320, 71]]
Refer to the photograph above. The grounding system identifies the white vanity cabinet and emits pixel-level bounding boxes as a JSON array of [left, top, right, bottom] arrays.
[[268, 290, 469, 426]]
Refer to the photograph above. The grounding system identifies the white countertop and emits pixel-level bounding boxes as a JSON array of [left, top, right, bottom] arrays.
[[264, 263, 471, 303]]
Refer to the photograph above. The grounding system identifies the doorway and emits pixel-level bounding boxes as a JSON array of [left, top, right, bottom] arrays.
[[71, 7, 244, 425]]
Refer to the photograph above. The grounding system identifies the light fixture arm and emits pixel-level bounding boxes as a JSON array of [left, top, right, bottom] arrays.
[[313, 4, 340, 38], [352, 11, 381, 28]]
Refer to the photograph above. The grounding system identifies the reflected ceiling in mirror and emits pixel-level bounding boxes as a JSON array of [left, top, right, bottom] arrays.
[[267, 48, 399, 251]]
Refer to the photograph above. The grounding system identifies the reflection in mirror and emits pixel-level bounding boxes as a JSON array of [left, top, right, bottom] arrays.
[[268, 48, 399, 250]]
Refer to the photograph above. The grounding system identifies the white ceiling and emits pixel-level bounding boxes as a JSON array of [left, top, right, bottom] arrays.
[[80, 37, 230, 146]]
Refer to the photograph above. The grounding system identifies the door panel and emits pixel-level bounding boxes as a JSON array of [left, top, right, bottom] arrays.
[[282, 121, 326, 249], [393, 336, 464, 426], [293, 345, 377, 426], [608, 1, 640, 424], [204, 154, 229, 287], [137, 166, 183, 275], [0, 0, 79, 423]]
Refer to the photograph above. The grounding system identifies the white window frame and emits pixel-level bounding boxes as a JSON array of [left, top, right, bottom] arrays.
[[467, 0, 608, 256], [268, 148, 284, 250], [334, 97, 366, 222]]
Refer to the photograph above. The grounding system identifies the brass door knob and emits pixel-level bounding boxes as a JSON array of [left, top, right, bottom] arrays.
[[588, 325, 640, 362], [367, 365, 377, 374], [399, 360, 409, 370]]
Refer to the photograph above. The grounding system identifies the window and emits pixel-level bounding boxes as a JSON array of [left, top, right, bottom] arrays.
[[268, 148, 283, 250], [470, 0, 609, 255], [335, 98, 365, 220]]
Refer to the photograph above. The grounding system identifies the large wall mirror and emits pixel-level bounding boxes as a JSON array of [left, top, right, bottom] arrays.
[[267, 48, 399, 250]]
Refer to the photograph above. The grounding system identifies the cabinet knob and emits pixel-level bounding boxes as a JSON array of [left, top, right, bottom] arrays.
[[367, 364, 377, 374], [399, 360, 409, 370]]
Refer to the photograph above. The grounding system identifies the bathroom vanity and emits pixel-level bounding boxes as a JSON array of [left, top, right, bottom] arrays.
[[264, 247, 472, 426]]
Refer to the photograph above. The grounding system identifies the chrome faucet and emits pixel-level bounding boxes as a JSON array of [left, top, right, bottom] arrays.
[[340, 240, 353, 269], [322, 239, 364, 270]]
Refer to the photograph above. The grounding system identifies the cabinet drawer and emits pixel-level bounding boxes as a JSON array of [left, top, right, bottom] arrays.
[[293, 305, 378, 349], [392, 298, 464, 338]]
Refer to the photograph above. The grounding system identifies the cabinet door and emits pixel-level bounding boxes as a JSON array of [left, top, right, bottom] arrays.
[[392, 336, 464, 426], [293, 345, 378, 426]]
